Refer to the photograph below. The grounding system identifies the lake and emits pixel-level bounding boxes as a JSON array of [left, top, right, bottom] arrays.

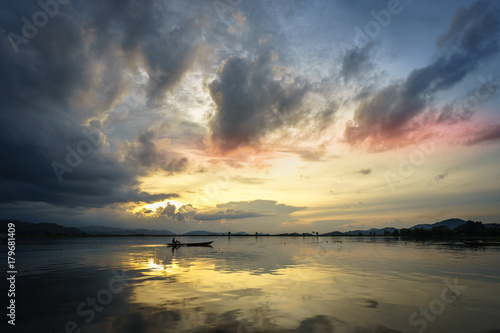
[[9, 236, 500, 333]]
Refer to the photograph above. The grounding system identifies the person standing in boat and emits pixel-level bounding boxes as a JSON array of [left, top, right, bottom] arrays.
[[172, 237, 176, 245]]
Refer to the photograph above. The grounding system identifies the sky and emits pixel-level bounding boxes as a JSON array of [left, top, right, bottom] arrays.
[[1, 0, 499, 234]]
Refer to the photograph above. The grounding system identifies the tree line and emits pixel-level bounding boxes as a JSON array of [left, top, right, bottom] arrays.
[[399, 220, 500, 238]]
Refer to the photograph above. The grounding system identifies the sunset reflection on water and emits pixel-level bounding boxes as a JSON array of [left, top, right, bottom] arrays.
[[13, 237, 500, 333]]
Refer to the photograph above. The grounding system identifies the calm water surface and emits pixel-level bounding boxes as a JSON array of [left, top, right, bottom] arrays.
[[10, 237, 500, 333]]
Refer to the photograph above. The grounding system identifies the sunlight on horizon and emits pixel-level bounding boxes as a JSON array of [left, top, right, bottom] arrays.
[[132, 199, 184, 215]]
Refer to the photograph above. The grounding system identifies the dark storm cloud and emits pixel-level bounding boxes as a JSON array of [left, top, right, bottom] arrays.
[[0, 0, 201, 207], [0, 134, 179, 208], [71, 0, 203, 104], [208, 50, 310, 152], [344, 0, 500, 150]]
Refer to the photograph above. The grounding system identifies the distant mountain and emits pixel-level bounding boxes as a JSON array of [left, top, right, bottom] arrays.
[[77, 225, 174, 235], [182, 230, 225, 236], [322, 231, 344, 236], [0, 221, 175, 236], [343, 227, 397, 236], [3, 218, 496, 237], [322, 219, 474, 236], [410, 218, 466, 230], [1, 220, 85, 236], [277, 232, 301, 236]]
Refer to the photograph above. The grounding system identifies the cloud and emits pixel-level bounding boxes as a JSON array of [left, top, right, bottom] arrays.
[[0, 0, 202, 208], [195, 199, 307, 231], [125, 128, 189, 174], [208, 47, 311, 153], [436, 103, 474, 124], [226, 9, 247, 35], [344, 0, 500, 151], [466, 124, 500, 145], [135, 202, 195, 221], [131, 199, 307, 234], [295, 149, 327, 162], [193, 209, 267, 221], [428, 167, 459, 185], [339, 41, 378, 82], [357, 168, 372, 175], [231, 176, 267, 185], [216, 199, 306, 215], [157, 203, 196, 221], [134, 199, 305, 226]]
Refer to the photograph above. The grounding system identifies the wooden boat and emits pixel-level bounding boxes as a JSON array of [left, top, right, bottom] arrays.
[[167, 241, 213, 247], [462, 240, 500, 247]]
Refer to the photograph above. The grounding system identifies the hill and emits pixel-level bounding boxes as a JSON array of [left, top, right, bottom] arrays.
[[321, 218, 498, 236], [410, 218, 466, 230], [343, 227, 397, 236], [1, 220, 85, 236], [182, 230, 225, 236], [2, 218, 498, 237], [78, 225, 174, 236]]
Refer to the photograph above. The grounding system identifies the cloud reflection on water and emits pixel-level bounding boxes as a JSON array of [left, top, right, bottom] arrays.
[[12, 237, 500, 332]]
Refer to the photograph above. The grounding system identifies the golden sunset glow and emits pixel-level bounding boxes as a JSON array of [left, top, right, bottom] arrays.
[[141, 200, 183, 212], [2, 0, 499, 235], [4, 1, 500, 333]]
